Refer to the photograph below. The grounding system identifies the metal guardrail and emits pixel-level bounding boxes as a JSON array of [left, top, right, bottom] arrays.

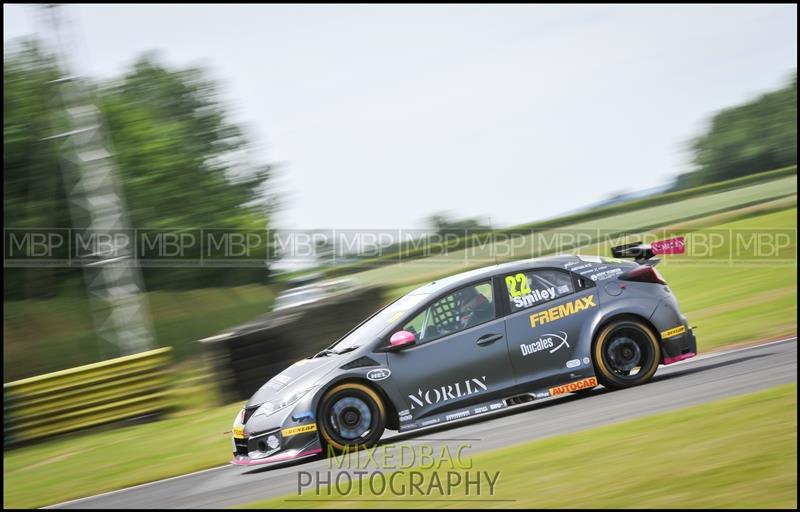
[[3, 347, 172, 446]]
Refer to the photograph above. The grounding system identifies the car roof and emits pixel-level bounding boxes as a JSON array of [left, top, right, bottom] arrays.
[[408, 254, 584, 295]]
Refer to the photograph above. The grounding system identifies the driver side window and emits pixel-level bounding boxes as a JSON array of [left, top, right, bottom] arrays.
[[401, 281, 495, 345]]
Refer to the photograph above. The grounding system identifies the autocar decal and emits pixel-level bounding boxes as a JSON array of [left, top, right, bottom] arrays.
[[548, 377, 598, 396]]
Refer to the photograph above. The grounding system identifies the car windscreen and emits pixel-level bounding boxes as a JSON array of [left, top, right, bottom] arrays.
[[327, 293, 430, 352]]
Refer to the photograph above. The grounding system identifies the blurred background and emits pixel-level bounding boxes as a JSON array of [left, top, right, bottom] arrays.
[[3, 3, 797, 509]]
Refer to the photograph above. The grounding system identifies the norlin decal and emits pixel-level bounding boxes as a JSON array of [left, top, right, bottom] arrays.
[[408, 376, 487, 410], [529, 295, 596, 327]]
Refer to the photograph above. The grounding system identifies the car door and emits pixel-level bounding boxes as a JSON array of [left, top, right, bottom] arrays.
[[385, 279, 515, 423], [502, 268, 598, 387]]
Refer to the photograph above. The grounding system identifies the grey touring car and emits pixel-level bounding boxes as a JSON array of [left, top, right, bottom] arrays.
[[231, 239, 697, 466]]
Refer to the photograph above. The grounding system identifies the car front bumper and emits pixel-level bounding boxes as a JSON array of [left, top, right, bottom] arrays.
[[231, 445, 322, 466], [230, 408, 323, 467]]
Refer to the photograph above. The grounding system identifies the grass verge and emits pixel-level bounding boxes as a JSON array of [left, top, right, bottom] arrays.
[[241, 383, 798, 509], [2, 401, 243, 509], [3, 284, 278, 380]]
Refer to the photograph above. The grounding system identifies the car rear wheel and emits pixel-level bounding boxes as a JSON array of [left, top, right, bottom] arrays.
[[318, 382, 386, 454], [593, 319, 660, 389]]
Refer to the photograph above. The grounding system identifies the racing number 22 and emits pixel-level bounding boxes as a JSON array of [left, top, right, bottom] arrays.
[[506, 273, 531, 298]]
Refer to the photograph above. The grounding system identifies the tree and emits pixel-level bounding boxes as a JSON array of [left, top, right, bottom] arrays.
[[3, 39, 278, 297], [677, 72, 797, 188], [427, 212, 492, 237], [3, 40, 69, 298]]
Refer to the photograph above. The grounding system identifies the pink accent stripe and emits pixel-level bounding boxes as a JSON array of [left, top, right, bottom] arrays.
[[231, 448, 322, 467], [663, 352, 696, 365]]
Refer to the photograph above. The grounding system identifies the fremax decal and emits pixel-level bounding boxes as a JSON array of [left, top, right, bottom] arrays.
[[408, 376, 487, 410]]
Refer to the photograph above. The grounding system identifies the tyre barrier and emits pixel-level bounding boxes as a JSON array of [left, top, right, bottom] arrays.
[[3, 347, 172, 446], [200, 286, 385, 403]]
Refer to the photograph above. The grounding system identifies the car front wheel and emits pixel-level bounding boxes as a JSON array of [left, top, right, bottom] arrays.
[[593, 318, 660, 389], [318, 382, 386, 454]]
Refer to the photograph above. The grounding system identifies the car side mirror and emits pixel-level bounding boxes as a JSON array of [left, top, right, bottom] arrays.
[[389, 330, 416, 350]]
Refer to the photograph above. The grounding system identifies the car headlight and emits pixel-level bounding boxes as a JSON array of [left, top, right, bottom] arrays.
[[253, 386, 317, 418], [233, 407, 245, 427]]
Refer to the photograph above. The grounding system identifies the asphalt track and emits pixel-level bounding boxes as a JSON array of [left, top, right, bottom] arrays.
[[50, 337, 797, 509]]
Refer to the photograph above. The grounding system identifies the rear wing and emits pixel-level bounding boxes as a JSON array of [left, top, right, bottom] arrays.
[[611, 236, 685, 264]]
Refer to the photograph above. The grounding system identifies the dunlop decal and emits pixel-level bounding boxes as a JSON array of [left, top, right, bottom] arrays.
[[281, 423, 317, 437], [660, 325, 686, 339]]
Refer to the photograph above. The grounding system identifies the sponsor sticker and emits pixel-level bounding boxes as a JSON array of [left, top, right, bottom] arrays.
[[529, 295, 597, 328], [661, 325, 686, 339], [588, 268, 623, 281], [520, 331, 569, 356], [281, 423, 317, 437], [582, 357, 590, 365], [408, 376, 487, 410], [233, 425, 245, 439], [548, 377, 598, 396], [652, 236, 686, 255], [366, 368, 391, 381], [291, 412, 314, 423], [566, 359, 581, 368], [446, 410, 471, 421]]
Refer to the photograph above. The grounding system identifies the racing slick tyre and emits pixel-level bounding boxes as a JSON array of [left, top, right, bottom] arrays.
[[592, 318, 660, 390], [318, 382, 387, 454]]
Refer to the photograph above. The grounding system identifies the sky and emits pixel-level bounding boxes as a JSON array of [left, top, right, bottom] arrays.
[[4, 4, 797, 230]]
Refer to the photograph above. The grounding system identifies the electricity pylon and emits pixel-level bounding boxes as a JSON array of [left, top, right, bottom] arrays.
[[37, 4, 156, 357]]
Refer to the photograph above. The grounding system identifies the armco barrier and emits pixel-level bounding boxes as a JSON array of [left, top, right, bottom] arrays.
[[201, 286, 385, 403], [3, 347, 172, 446]]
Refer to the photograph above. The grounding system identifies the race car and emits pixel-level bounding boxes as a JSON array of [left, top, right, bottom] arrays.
[[231, 239, 696, 466]]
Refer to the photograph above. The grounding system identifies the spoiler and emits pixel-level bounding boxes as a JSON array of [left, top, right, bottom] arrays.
[[611, 236, 685, 263]]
